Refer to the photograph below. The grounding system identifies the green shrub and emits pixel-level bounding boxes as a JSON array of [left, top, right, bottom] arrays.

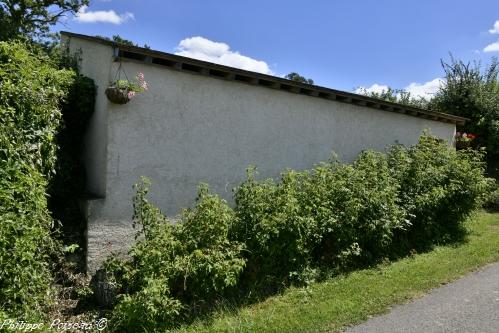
[[106, 179, 245, 332], [106, 135, 490, 330], [232, 152, 407, 287], [300, 151, 408, 268], [110, 278, 184, 332], [0, 41, 74, 318], [387, 136, 492, 251], [233, 168, 317, 287], [485, 182, 499, 211]]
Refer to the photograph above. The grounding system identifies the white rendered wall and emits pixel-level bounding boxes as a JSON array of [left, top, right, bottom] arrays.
[[64, 36, 456, 272]]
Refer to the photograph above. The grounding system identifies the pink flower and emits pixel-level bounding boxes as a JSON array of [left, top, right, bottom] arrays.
[[136, 73, 149, 91], [127, 91, 136, 99]]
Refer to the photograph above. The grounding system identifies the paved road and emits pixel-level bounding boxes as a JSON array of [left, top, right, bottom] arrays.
[[344, 262, 499, 333]]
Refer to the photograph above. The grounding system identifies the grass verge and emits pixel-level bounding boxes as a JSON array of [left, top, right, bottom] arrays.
[[172, 211, 499, 333]]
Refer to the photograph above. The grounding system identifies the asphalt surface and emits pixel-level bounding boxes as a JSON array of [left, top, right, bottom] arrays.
[[344, 262, 499, 333]]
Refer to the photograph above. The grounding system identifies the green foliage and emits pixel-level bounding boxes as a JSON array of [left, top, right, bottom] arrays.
[[302, 151, 408, 267], [175, 211, 499, 333], [356, 86, 429, 109], [115, 78, 145, 93], [388, 136, 492, 251], [233, 151, 407, 287], [111, 278, 184, 332], [233, 168, 317, 287], [430, 57, 499, 177], [110, 35, 136, 46], [0, 0, 88, 41], [105, 135, 490, 330], [285, 72, 314, 85], [0, 41, 74, 318], [106, 179, 245, 332], [485, 182, 499, 211], [95, 34, 151, 48]]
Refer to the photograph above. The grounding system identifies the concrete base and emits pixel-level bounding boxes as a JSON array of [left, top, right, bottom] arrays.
[[85, 199, 137, 273], [86, 220, 136, 273]]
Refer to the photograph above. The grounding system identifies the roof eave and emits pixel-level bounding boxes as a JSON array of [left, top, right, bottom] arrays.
[[60, 31, 467, 126]]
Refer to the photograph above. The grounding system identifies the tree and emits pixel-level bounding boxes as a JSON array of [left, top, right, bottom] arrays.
[[0, 0, 88, 41], [431, 56, 499, 177], [285, 72, 314, 85], [95, 34, 152, 48], [111, 34, 135, 46], [356, 86, 429, 109]]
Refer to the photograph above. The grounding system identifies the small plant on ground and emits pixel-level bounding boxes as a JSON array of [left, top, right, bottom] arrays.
[[105, 178, 245, 332]]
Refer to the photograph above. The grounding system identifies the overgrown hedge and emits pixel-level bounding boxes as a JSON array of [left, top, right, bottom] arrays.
[[105, 136, 492, 331], [0, 41, 74, 319]]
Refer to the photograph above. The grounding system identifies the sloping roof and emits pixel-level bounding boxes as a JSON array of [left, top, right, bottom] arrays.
[[61, 31, 466, 126]]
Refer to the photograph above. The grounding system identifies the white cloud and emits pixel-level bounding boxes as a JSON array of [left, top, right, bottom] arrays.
[[74, 5, 134, 24], [484, 40, 499, 52], [356, 78, 444, 100], [479, 21, 499, 53], [174, 36, 273, 75], [404, 78, 444, 99], [489, 20, 499, 34]]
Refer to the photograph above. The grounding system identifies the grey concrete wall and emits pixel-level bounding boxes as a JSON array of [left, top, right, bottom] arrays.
[[63, 36, 113, 198], [64, 36, 456, 272]]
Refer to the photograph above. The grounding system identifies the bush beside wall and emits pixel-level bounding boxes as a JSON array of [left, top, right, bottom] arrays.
[[0, 41, 74, 319], [387, 137, 491, 252], [105, 135, 492, 332], [106, 180, 245, 331]]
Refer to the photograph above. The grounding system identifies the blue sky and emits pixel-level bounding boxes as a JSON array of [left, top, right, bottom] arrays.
[[57, 0, 499, 97]]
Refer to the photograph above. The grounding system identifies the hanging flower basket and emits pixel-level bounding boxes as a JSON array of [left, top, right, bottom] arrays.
[[454, 132, 476, 150], [105, 86, 131, 104], [106, 66, 149, 105]]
